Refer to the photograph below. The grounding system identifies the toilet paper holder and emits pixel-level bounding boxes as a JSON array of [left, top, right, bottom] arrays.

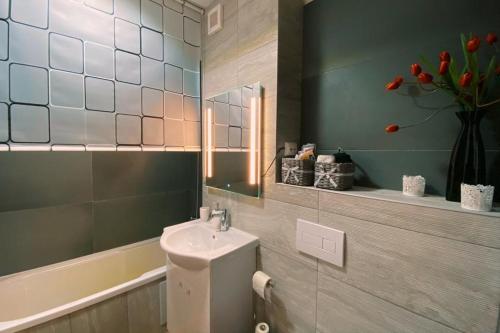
[[252, 271, 274, 300]]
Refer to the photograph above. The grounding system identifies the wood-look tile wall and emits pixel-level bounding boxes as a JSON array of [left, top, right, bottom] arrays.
[[202, 0, 279, 174], [202, 0, 500, 332], [205, 186, 500, 333], [20, 279, 165, 333]]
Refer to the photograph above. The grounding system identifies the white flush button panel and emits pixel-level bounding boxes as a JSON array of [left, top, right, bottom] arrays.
[[296, 219, 345, 267]]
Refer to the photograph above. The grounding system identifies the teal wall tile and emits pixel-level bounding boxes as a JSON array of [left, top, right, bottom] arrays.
[[93, 191, 193, 252], [0, 152, 92, 212], [0, 203, 93, 276], [302, 0, 500, 197], [0, 151, 200, 276], [92, 152, 199, 200]]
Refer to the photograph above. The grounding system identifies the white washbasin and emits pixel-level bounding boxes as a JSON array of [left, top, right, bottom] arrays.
[[160, 220, 259, 270]]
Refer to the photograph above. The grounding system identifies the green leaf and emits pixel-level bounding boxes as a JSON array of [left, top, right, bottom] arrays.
[[460, 33, 470, 71], [448, 58, 460, 87], [420, 55, 438, 76], [480, 55, 497, 101]]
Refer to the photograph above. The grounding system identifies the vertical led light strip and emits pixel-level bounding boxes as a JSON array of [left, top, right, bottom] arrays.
[[207, 108, 213, 178], [249, 97, 259, 185], [257, 96, 262, 185]]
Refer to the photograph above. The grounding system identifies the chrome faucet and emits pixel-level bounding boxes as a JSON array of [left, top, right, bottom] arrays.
[[211, 203, 229, 231]]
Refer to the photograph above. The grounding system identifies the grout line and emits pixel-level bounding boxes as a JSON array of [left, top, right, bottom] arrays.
[[318, 271, 466, 333], [319, 208, 500, 251], [0, 201, 94, 214], [89, 151, 95, 203], [314, 258, 319, 331], [317, 148, 500, 153], [260, 244, 317, 272], [93, 190, 189, 205]]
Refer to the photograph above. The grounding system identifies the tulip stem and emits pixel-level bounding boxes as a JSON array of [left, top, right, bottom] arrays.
[[399, 104, 457, 129], [477, 99, 500, 108], [418, 82, 439, 92]]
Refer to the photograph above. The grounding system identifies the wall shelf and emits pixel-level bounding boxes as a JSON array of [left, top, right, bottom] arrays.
[[276, 183, 500, 218]]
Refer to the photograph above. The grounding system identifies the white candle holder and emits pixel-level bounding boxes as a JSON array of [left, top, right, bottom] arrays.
[[461, 183, 495, 212], [402, 175, 426, 197]]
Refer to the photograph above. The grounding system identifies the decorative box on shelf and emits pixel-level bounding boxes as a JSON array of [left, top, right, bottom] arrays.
[[281, 158, 314, 186], [314, 148, 355, 191], [314, 162, 355, 190]]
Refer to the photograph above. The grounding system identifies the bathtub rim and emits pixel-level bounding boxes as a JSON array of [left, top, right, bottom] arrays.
[[0, 237, 166, 333]]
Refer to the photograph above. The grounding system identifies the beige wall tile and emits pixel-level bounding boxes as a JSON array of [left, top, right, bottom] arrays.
[[263, 182, 318, 209], [317, 273, 459, 333], [203, 186, 240, 216], [237, 0, 278, 56], [127, 281, 163, 333], [203, 0, 239, 72], [70, 295, 129, 333], [319, 190, 500, 249], [235, 195, 318, 267], [237, 39, 278, 97], [203, 58, 239, 99], [318, 210, 500, 333], [22, 316, 72, 333], [259, 247, 316, 333]]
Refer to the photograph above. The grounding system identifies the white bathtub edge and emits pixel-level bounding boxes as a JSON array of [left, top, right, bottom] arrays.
[[0, 266, 167, 333]]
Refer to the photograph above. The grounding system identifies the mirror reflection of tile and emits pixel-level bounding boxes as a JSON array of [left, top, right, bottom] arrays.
[[0, 0, 202, 151], [206, 85, 256, 150]]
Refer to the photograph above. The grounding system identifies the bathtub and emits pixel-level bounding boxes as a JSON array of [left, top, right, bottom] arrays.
[[0, 238, 166, 333]]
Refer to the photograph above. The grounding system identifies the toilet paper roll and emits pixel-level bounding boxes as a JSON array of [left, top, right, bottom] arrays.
[[255, 322, 269, 333], [252, 271, 272, 299]]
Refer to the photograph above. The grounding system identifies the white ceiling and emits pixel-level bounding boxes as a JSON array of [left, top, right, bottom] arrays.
[[190, 0, 314, 9]]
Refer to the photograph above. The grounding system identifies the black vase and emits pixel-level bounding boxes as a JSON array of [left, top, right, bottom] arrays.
[[445, 109, 487, 202]]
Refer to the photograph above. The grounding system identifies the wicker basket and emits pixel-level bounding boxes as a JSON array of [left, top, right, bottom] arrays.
[[281, 158, 314, 186], [314, 162, 354, 190]]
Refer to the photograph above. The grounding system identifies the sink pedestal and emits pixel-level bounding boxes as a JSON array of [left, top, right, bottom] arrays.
[[161, 221, 259, 333]]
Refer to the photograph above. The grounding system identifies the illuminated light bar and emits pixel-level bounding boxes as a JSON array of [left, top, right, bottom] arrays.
[[207, 107, 213, 178], [249, 97, 259, 185]]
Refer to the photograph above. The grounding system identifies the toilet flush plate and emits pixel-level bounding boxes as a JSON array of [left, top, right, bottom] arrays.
[[296, 219, 345, 267]]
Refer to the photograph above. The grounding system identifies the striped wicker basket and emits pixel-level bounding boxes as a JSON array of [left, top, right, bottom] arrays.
[[281, 158, 314, 186], [314, 162, 354, 190]]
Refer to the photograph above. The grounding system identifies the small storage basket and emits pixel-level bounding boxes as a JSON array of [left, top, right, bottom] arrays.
[[281, 158, 314, 186], [314, 162, 354, 190]]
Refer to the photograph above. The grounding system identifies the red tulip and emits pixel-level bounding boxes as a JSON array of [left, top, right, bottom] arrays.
[[385, 124, 399, 133], [496, 65, 500, 76], [385, 76, 404, 90], [486, 32, 498, 45], [459, 72, 473, 87], [439, 61, 449, 75], [410, 64, 422, 76], [417, 72, 433, 84], [439, 51, 450, 62], [467, 36, 480, 52]]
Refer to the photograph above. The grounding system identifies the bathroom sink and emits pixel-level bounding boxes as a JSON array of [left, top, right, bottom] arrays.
[[160, 220, 259, 270]]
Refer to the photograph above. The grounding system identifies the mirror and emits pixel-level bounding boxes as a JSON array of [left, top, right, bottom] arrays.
[[204, 83, 262, 197]]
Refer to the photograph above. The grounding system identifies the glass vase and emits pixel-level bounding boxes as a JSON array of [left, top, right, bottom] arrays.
[[445, 109, 487, 202]]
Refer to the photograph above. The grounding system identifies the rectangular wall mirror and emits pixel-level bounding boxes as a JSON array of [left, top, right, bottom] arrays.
[[204, 83, 262, 197]]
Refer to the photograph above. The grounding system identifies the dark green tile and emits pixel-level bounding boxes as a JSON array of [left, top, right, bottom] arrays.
[[92, 152, 199, 200], [303, 0, 500, 78], [301, 57, 500, 151], [0, 203, 93, 276], [0, 152, 92, 212], [302, 0, 500, 199], [93, 191, 194, 252], [165, 189, 196, 224]]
